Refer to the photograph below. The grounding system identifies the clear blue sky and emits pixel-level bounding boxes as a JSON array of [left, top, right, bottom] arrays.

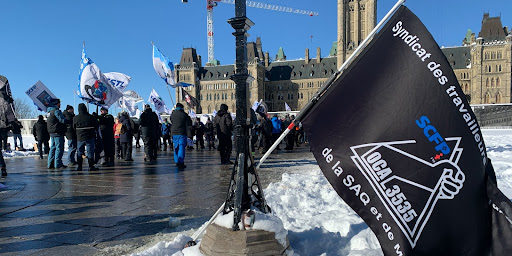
[[1, 0, 510, 114]]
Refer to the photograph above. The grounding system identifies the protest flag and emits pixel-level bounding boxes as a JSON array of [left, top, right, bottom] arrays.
[[297, 4, 512, 256], [104, 72, 131, 91], [152, 43, 177, 87], [148, 89, 169, 114], [181, 87, 199, 109], [284, 102, 291, 112], [78, 45, 123, 107]]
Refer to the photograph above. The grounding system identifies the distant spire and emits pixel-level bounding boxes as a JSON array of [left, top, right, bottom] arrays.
[[276, 47, 286, 61], [329, 41, 337, 56]]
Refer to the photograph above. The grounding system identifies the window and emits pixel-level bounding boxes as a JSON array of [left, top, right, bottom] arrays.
[[496, 93, 502, 103], [491, 78, 495, 87], [486, 78, 489, 88], [484, 93, 491, 104], [497, 77, 500, 87]]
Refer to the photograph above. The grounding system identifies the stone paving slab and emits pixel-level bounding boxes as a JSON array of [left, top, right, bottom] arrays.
[[0, 146, 315, 255]]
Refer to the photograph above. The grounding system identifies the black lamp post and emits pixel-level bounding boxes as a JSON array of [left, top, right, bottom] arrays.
[[223, 0, 268, 231]]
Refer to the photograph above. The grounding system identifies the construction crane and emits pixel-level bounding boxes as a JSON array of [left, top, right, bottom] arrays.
[[184, 0, 319, 66]]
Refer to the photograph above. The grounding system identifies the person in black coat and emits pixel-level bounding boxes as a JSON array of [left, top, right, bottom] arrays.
[[119, 112, 134, 161], [32, 115, 50, 159], [193, 118, 205, 150], [11, 119, 24, 150], [139, 105, 159, 163], [213, 104, 233, 164], [170, 103, 191, 168], [73, 103, 99, 171], [205, 117, 215, 150], [63, 105, 77, 165], [98, 107, 115, 166]]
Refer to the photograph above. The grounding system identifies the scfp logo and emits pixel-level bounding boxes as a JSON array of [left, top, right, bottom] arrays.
[[416, 116, 451, 158]]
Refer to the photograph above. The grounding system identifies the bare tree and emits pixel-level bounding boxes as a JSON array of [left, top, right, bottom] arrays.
[[13, 98, 37, 119]]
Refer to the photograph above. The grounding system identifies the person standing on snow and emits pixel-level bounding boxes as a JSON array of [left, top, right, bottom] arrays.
[[98, 107, 115, 166]]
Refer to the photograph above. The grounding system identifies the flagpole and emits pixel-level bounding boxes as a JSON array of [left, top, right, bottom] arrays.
[[190, 0, 406, 242], [257, 0, 406, 169], [165, 84, 176, 107]]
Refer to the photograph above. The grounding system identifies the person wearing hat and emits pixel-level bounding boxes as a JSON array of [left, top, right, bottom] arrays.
[[63, 105, 77, 166], [140, 104, 159, 164], [98, 107, 115, 166], [46, 98, 67, 169], [214, 103, 233, 164], [170, 103, 192, 168], [73, 103, 99, 171]]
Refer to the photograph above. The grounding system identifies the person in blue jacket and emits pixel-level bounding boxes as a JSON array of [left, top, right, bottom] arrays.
[[271, 114, 282, 150]]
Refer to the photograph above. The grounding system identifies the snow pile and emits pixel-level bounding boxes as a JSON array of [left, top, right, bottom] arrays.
[[213, 210, 289, 249], [132, 129, 512, 256], [131, 234, 197, 256]]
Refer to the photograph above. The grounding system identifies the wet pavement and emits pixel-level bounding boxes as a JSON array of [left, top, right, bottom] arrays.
[[0, 146, 315, 255]]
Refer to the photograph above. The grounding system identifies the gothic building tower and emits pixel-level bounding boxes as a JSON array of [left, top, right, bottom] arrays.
[[337, 0, 377, 68]]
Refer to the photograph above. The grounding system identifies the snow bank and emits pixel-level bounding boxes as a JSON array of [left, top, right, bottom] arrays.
[[131, 234, 194, 256], [132, 129, 512, 256]]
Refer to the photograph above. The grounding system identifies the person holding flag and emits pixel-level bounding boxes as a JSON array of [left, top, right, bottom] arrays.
[[170, 103, 192, 169]]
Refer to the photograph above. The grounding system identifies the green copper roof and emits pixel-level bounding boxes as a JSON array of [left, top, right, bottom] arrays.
[[276, 47, 286, 61], [463, 29, 473, 44], [329, 41, 337, 56]]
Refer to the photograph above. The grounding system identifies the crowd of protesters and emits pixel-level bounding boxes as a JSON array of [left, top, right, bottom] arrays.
[[1, 97, 305, 175]]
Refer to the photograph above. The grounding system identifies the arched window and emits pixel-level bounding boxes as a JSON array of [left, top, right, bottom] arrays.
[[497, 77, 500, 87], [484, 92, 491, 104], [208, 105, 211, 113], [496, 92, 502, 103], [486, 78, 489, 88], [491, 78, 495, 87], [300, 93, 304, 99]]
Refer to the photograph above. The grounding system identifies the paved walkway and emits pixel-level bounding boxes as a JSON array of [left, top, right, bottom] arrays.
[[0, 146, 315, 255]]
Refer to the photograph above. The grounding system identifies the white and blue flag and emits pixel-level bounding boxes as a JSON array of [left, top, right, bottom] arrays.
[[152, 44, 177, 87], [78, 46, 123, 107], [104, 72, 131, 91]]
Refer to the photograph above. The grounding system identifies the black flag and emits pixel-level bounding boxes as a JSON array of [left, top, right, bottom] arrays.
[[181, 87, 199, 109], [302, 6, 512, 255]]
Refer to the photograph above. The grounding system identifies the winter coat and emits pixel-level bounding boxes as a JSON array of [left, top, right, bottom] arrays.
[[170, 108, 192, 137], [205, 121, 214, 136], [11, 121, 23, 134], [194, 121, 205, 137], [271, 116, 282, 134], [63, 111, 76, 140], [47, 107, 66, 136], [99, 113, 115, 138], [214, 109, 233, 138], [161, 122, 171, 136], [73, 103, 98, 142], [119, 114, 133, 143], [139, 108, 159, 139], [32, 119, 49, 142]]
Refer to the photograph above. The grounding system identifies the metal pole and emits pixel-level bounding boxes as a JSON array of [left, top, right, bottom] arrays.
[[256, 0, 406, 169], [165, 84, 176, 107]]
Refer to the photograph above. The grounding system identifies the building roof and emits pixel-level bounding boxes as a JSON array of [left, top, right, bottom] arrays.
[[180, 48, 201, 66], [441, 46, 471, 69], [198, 65, 235, 81], [266, 56, 337, 81], [478, 14, 507, 42]]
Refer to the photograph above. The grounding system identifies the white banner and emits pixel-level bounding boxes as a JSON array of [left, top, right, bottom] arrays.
[[104, 72, 131, 91], [25, 81, 57, 112], [148, 89, 169, 114]]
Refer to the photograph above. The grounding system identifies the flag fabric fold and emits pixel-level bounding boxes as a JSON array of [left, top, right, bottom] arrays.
[[152, 44, 177, 87], [181, 87, 199, 109], [301, 5, 512, 255], [285, 102, 291, 111], [148, 89, 170, 115], [78, 46, 123, 107], [104, 72, 131, 91]]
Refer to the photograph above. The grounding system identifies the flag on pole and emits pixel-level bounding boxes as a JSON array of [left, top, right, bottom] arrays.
[[301, 5, 512, 255], [25, 81, 58, 112], [104, 72, 131, 91], [189, 109, 196, 119], [284, 102, 291, 112], [181, 87, 199, 109], [122, 90, 143, 103], [148, 89, 170, 114], [152, 44, 177, 87], [78, 46, 123, 106]]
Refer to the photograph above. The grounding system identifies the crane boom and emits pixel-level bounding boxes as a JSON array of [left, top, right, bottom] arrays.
[[200, 0, 319, 65], [219, 0, 319, 16]]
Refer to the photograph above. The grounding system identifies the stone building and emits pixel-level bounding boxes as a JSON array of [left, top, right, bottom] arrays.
[[175, 1, 512, 114], [443, 13, 512, 104]]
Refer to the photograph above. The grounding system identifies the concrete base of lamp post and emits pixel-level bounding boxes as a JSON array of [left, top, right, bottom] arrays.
[[199, 223, 289, 256]]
